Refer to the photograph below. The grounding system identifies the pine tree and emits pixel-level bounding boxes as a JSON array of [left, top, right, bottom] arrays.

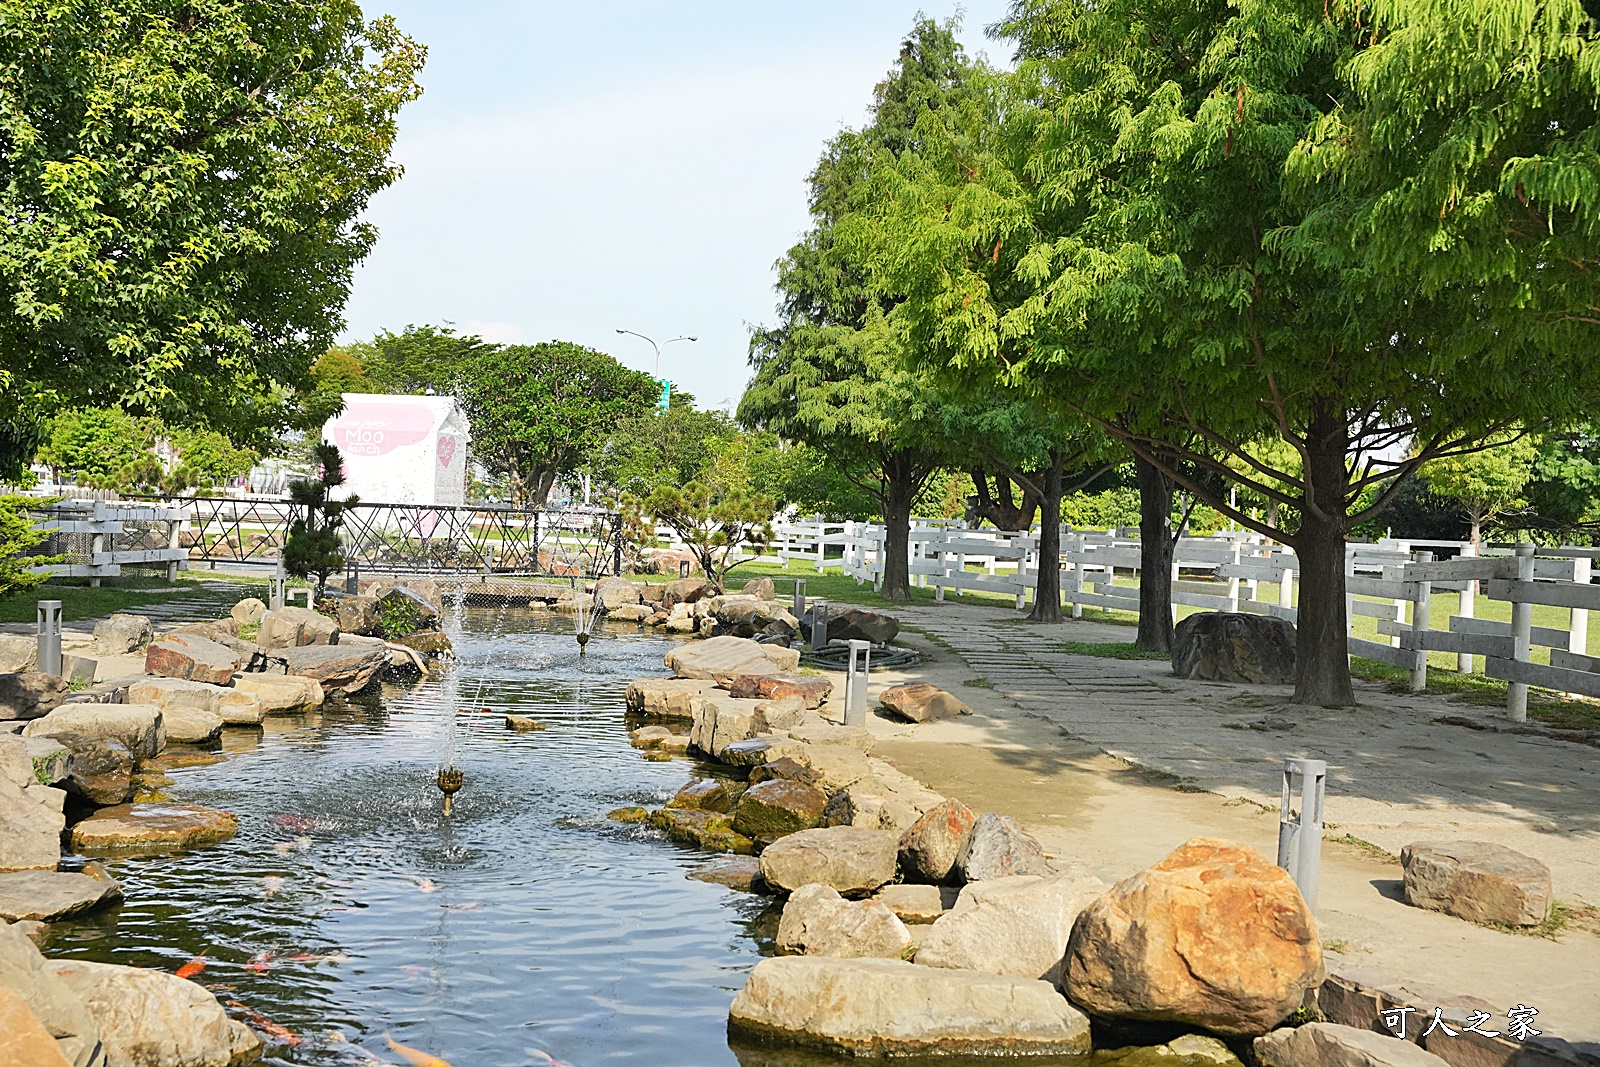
[[284, 443, 358, 597]]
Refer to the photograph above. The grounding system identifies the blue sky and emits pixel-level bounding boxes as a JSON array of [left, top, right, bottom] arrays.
[[341, 2, 1013, 411]]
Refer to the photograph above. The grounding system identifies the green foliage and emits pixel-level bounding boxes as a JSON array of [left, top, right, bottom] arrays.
[[0, 495, 61, 598], [379, 595, 424, 640], [591, 390, 737, 497], [457, 342, 658, 506], [283, 443, 356, 595], [1420, 434, 1539, 544], [0, 0, 424, 466], [36, 408, 151, 483], [1061, 488, 1141, 531], [340, 325, 499, 397], [1523, 426, 1600, 543], [635, 482, 774, 588]]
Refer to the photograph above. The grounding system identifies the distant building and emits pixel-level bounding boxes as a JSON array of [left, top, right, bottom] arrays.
[[322, 394, 470, 506]]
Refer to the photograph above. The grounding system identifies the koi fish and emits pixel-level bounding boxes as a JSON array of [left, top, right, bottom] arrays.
[[527, 1049, 574, 1066], [294, 836, 313, 851], [411, 877, 438, 893], [270, 814, 318, 834], [385, 1035, 453, 1066], [262, 876, 284, 897], [244, 952, 271, 973], [228, 1001, 303, 1046], [273, 842, 294, 854], [175, 955, 207, 979]]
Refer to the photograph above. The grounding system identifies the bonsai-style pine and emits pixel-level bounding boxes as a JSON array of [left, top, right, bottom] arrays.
[[283, 443, 359, 597]]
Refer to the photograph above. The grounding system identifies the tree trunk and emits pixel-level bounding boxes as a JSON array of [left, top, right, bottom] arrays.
[[530, 468, 558, 506], [1028, 452, 1065, 623], [1293, 402, 1356, 707], [1135, 454, 1176, 653], [881, 452, 915, 602]]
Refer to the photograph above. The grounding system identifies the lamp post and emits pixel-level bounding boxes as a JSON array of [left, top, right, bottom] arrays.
[[614, 329, 697, 379]]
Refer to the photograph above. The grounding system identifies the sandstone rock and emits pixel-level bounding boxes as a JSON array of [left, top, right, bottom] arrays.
[[623, 677, 718, 718], [758, 826, 900, 897], [1065, 836, 1324, 1035], [24, 705, 165, 761], [646, 808, 755, 854], [750, 695, 807, 733], [335, 595, 382, 636], [957, 812, 1052, 882], [1256, 1023, 1451, 1067], [1399, 841, 1552, 928], [725, 672, 832, 708], [898, 799, 978, 883], [787, 717, 874, 753], [258, 605, 339, 649], [280, 642, 388, 693], [688, 694, 762, 758], [872, 883, 946, 924], [733, 779, 828, 840], [917, 869, 1108, 986], [0, 673, 68, 721], [69, 804, 238, 856], [668, 778, 745, 814], [741, 577, 777, 600], [21, 737, 70, 786], [665, 635, 800, 680], [1172, 612, 1297, 685], [143, 635, 243, 685], [728, 956, 1091, 1057], [126, 678, 227, 715], [169, 619, 239, 642], [628, 725, 672, 748], [0, 986, 75, 1067], [394, 631, 451, 657], [661, 576, 711, 609], [228, 673, 323, 714], [0, 920, 103, 1067], [607, 603, 654, 622], [214, 691, 263, 726], [821, 781, 923, 834], [0, 738, 65, 872], [0, 634, 38, 674], [51, 958, 262, 1067], [822, 607, 900, 645], [776, 744, 873, 792], [777, 883, 912, 958], [91, 614, 152, 656], [880, 682, 971, 723], [595, 577, 645, 610], [748, 757, 827, 789], [229, 598, 266, 626], [145, 706, 222, 746], [55, 736, 133, 807], [663, 616, 697, 634], [689, 855, 766, 892], [505, 715, 546, 732], [0, 871, 122, 922]]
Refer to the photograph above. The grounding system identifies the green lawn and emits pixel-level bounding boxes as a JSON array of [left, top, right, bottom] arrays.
[[0, 578, 209, 625]]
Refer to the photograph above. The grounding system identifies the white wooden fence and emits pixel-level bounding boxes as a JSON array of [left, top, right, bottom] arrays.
[[31, 502, 188, 585]]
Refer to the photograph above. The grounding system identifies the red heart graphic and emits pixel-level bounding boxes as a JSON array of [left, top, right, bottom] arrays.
[[438, 435, 457, 467]]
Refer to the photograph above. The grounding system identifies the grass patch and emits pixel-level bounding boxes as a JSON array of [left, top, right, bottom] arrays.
[[1321, 938, 1354, 954], [1058, 641, 1169, 660], [0, 579, 208, 625], [962, 677, 996, 689], [1350, 658, 1600, 732], [1329, 833, 1399, 864]]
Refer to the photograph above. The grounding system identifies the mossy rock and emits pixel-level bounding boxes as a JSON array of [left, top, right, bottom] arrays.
[[607, 806, 650, 824]]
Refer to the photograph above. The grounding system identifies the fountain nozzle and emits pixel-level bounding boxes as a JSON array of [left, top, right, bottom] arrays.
[[577, 631, 590, 653], [436, 766, 464, 816]]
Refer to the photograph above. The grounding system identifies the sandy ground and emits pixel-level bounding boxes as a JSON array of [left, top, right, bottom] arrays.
[[808, 609, 1600, 1041]]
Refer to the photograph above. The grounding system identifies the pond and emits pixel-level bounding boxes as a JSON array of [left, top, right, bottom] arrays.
[[46, 608, 786, 1066]]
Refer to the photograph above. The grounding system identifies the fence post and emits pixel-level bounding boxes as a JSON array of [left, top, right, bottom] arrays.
[[1343, 549, 1356, 664], [1506, 543, 1537, 722], [1278, 560, 1295, 615], [1409, 551, 1433, 692], [1457, 542, 1477, 674], [166, 512, 182, 582], [269, 560, 287, 612], [815, 522, 826, 573], [1226, 542, 1241, 613], [1567, 554, 1590, 700]]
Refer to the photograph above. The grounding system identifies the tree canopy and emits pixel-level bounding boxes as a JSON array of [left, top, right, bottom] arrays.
[[0, 0, 423, 478]]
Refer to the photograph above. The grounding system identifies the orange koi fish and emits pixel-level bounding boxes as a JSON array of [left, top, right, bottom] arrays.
[[244, 952, 271, 973], [385, 1035, 454, 1066], [227, 1001, 303, 1046], [175, 955, 207, 979]]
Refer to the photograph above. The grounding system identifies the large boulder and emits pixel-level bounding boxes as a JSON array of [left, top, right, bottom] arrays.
[[728, 956, 1091, 1058], [668, 777, 746, 814], [750, 696, 807, 734], [0, 920, 104, 1067], [375, 587, 440, 637], [143, 636, 243, 686], [55, 736, 133, 807], [228, 673, 323, 715], [821, 771, 941, 835], [0, 736, 65, 872], [0, 986, 76, 1067], [157, 707, 223, 746], [1400, 841, 1552, 928], [956, 812, 1052, 882], [1064, 837, 1324, 1035], [732, 779, 828, 840], [69, 804, 238, 856], [786, 716, 874, 752], [623, 678, 718, 718], [0, 673, 68, 721], [872, 883, 946, 924], [688, 694, 763, 758], [646, 808, 755, 855], [880, 683, 970, 723], [813, 607, 900, 645], [725, 673, 832, 708], [0, 634, 38, 674], [776, 883, 912, 958], [1256, 1023, 1452, 1067], [257, 606, 339, 649], [126, 679, 226, 715], [664, 635, 801, 680], [661, 576, 711, 609], [1172, 612, 1297, 685], [51, 959, 261, 1067], [368, 580, 443, 618], [335, 595, 382, 637], [594, 577, 645, 610], [916, 869, 1108, 986], [0, 871, 123, 923], [899, 798, 978, 883], [22, 737, 71, 787], [758, 826, 900, 897], [92, 614, 153, 656], [279, 642, 388, 694], [228, 598, 266, 627], [24, 705, 165, 761]]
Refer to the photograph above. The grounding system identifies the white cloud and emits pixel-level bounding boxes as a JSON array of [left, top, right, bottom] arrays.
[[458, 319, 525, 345]]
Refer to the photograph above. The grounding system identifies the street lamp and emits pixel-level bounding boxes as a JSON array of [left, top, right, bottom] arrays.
[[615, 329, 697, 378]]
